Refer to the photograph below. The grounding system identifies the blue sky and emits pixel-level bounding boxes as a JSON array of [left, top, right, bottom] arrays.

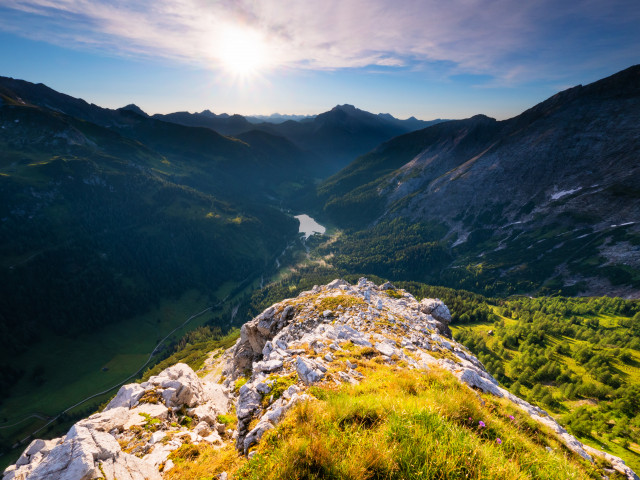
[[1, 0, 639, 120]]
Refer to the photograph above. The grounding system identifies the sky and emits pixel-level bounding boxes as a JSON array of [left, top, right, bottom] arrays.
[[0, 0, 639, 120]]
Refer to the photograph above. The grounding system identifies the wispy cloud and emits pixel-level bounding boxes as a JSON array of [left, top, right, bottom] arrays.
[[2, 0, 639, 83]]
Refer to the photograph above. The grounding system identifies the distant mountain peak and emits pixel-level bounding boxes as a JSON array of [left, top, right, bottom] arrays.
[[333, 104, 357, 112], [119, 104, 148, 117]]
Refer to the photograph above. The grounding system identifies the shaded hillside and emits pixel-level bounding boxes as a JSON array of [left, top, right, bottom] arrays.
[[0, 101, 298, 363], [0, 77, 313, 196], [318, 65, 640, 297]]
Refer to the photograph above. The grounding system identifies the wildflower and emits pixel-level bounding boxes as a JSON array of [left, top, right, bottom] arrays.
[[479, 421, 486, 428], [496, 438, 502, 444], [508, 415, 515, 421], [469, 417, 472, 421]]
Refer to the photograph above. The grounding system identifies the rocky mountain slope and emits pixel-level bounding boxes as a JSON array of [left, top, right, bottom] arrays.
[[5, 279, 637, 479], [318, 65, 640, 297]]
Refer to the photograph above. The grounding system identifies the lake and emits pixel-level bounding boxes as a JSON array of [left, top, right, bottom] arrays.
[[294, 214, 326, 239]]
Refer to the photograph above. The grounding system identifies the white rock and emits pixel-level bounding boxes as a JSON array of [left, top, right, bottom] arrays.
[[105, 383, 145, 410], [194, 420, 212, 437], [149, 431, 166, 445], [124, 403, 169, 429], [375, 342, 396, 357], [254, 359, 283, 373], [296, 357, 325, 385], [237, 384, 262, 420], [77, 407, 130, 432], [147, 363, 205, 408], [202, 382, 232, 414], [188, 403, 219, 425]]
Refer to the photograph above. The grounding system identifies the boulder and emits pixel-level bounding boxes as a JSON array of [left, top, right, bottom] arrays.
[[188, 403, 219, 425], [147, 363, 204, 408], [296, 357, 325, 385], [14, 424, 134, 480], [419, 299, 452, 337], [236, 385, 261, 421], [231, 305, 296, 377], [105, 383, 145, 410], [123, 403, 169, 429], [253, 359, 283, 373], [77, 407, 130, 432]]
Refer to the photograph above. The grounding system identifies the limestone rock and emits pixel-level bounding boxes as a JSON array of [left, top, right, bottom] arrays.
[[296, 356, 325, 385], [202, 381, 231, 414], [105, 383, 145, 410], [188, 403, 219, 425], [146, 363, 204, 408], [77, 407, 130, 432], [419, 299, 452, 337], [123, 403, 169, 429], [237, 384, 261, 421]]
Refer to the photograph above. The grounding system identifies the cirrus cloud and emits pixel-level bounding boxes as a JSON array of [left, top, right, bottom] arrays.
[[1, 0, 639, 84]]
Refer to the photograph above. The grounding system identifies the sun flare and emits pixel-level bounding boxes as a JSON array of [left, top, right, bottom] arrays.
[[218, 26, 269, 76]]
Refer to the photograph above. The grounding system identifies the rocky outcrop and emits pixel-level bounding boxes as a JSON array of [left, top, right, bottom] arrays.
[[5, 279, 638, 480], [216, 278, 638, 479], [3, 364, 233, 480]]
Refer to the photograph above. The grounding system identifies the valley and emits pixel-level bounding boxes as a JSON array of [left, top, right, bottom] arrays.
[[1, 65, 639, 477]]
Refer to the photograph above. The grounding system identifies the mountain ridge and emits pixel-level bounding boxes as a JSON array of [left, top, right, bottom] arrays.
[[4, 278, 638, 480], [317, 65, 640, 297]]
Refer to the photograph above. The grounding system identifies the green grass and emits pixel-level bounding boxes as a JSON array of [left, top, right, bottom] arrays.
[[169, 365, 611, 479], [0, 289, 212, 467], [450, 306, 640, 473]]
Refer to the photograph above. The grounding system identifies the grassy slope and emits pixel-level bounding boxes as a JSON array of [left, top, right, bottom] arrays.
[[0, 291, 214, 468], [166, 365, 612, 480], [451, 309, 640, 473]]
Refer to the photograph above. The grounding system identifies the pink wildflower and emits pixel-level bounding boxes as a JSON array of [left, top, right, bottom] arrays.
[[496, 438, 502, 444], [479, 421, 486, 427]]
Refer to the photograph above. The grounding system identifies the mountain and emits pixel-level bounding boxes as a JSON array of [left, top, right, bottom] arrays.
[[119, 104, 149, 117], [249, 104, 445, 175], [151, 110, 253, 136], [0, 74, 309, 446], [4, 279, 637, 480], [155, 104, 446, 176], [246, 113, 316, 124], [0, 96, 298, 357], [318, 65, 640, 297], [0, 76, 316, 197]]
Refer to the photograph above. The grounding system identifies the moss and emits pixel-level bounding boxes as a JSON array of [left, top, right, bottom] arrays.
[[217, 408, 237, 430], [317, 295, 366, 312], [262, 374, 298, 407], [386, 289, 404, 299], [138, 388, 161, 405], [179, 415, 193, 429], [139, 412, 162, 432], [234, 376, 248, 393]]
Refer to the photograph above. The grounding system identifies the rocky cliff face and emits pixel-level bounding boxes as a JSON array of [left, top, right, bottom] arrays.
[[4, 279, 638, 479]]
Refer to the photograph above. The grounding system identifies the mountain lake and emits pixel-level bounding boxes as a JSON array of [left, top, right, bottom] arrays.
[[295, 214, 326, 239]]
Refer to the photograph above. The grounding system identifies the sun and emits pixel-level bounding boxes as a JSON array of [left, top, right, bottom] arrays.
[[218, 25, 269, 77]]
